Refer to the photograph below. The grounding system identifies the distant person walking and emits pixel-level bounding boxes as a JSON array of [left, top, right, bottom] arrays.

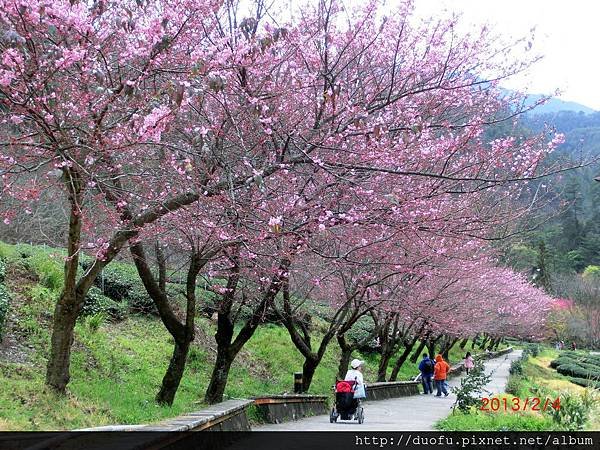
[[571, 341, 577, 351], [464, 352, 474, 375], [418, 353, 435, 394], [433, 354, 450, 397]]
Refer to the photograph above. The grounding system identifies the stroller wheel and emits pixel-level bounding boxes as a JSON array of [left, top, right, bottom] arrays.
[[329, 408, 338, 423], [357, 407, 364, 424]]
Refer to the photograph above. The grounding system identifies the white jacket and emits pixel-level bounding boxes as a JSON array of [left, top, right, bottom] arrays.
[[344, 369, 364, 387]]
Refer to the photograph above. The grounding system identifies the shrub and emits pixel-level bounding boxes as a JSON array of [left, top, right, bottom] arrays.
[[82, 287, 127, 320], [451, 359, 492, 413], [548, 390, 599, 431], [523, 343, 540, 358], [582, 265, 600, 281], [346, 316, 377, 349], [26, 286, 57, 316], [88, 263, 140, 301], [14, 244, 36, 259], [555, 363, 600, 380], [0, 284, 9, 340], [27, 253, 64, 291], [509, 358, 526, 375], [126, 286, 156, 314], [505, 375, 524, 396], [83, 313, 106, 333], [0, 258, 6, 283], [567, 377, 600, 389], [82, 262, 156, 314], [550, 356, 575, 369], [0, 242, 17, 260]]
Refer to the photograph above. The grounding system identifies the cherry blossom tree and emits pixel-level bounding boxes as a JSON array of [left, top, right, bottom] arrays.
[[0, 0, 572, 398]]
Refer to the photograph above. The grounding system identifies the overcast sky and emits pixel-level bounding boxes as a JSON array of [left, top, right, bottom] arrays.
[[412, 0, 600, 110]]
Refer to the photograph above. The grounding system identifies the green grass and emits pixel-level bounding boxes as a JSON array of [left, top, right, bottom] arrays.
[[0, 312, 356, 429], [436, 407, 555, 431]]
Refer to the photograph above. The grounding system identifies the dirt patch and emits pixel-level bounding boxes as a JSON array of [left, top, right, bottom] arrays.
[[0, 330, 32, 365], [0, 264, 40, 365], [4, 262, 38, 296]]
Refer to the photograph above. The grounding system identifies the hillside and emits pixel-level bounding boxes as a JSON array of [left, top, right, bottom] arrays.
[[0, 242, 474, 430], [524, 95, 596, 115]]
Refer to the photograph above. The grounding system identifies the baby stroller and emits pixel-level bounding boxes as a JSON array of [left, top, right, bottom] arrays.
[[329, 379, 364, 424]]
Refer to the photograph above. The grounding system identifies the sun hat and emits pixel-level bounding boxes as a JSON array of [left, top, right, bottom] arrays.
[[350, 359, 364, 369]]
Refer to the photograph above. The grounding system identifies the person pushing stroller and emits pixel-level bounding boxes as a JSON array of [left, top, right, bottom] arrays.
[[345, 358, 365, 389], [330, 358, 366, 423]]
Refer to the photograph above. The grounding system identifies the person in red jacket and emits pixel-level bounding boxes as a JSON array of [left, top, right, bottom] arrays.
[[433, 354, 450, 397]]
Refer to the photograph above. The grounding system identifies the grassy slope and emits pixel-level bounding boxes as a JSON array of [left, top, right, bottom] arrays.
[[436, 347, 600, 431], [0, 243, 395, 430]]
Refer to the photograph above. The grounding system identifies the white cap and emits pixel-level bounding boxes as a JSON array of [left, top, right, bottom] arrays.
[[350, 359, 363, 369]]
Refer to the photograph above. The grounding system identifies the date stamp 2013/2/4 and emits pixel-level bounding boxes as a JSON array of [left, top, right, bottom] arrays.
[[480, 397, 561, 412]]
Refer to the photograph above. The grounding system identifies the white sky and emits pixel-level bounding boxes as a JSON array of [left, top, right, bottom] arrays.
[[412, 0, 600, 110]]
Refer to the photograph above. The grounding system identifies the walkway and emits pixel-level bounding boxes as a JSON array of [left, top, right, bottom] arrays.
[[254, 350, 522, 431]]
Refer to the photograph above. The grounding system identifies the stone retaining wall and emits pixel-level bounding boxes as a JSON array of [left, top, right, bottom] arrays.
[[145, 399, 253, 431], [253, 395, 328, 424], [364, 380, 420, 401], [77, 399, 254, 432]]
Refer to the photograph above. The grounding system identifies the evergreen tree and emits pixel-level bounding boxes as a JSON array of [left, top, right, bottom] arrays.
[[535, 241, 552, 292]]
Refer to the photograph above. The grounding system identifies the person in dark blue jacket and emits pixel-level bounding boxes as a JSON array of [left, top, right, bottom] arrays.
[[418, 353, 435, 394]]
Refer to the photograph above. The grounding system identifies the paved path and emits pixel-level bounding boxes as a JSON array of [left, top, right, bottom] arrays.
[[254, 350, 522, 431]]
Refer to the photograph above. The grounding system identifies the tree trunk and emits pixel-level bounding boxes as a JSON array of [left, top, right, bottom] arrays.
[[204, 259, 282, 404], [46, 169, 83, 394], [442, 338, 458, 361], [300, 330, 338, 392], [389, 337, 418, 381], [337, 334, 353, 380], [205, 347, 235, 404], [377, 351, 393, 381], [410, 339, 428, 363], [302, 357, 320, 392], [427, 339, 436, 359], [471, 333, 479, 349], [479, 334, 490, 350], [156, 339, 192, 405], [45, 290, 84, 393], [487, 338, 498, 351], [205, 298, 237, 404], [46, 178, 204, 395], [459, 337, 469, 350], [494, 338, 502, 351], [277, 273, 349, 393]]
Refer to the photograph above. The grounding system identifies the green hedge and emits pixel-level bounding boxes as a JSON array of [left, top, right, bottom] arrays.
[[0, 258, 8, 339], [0, 258, 6, 283], [81, 262, 156, 314], [552, 351, 600, 366], [555, 363, 600, 380], [567, 377, 600, 389], [82, 286, 128, 320], [0, 283, 9, 340], [551, 350, 600, 382]]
